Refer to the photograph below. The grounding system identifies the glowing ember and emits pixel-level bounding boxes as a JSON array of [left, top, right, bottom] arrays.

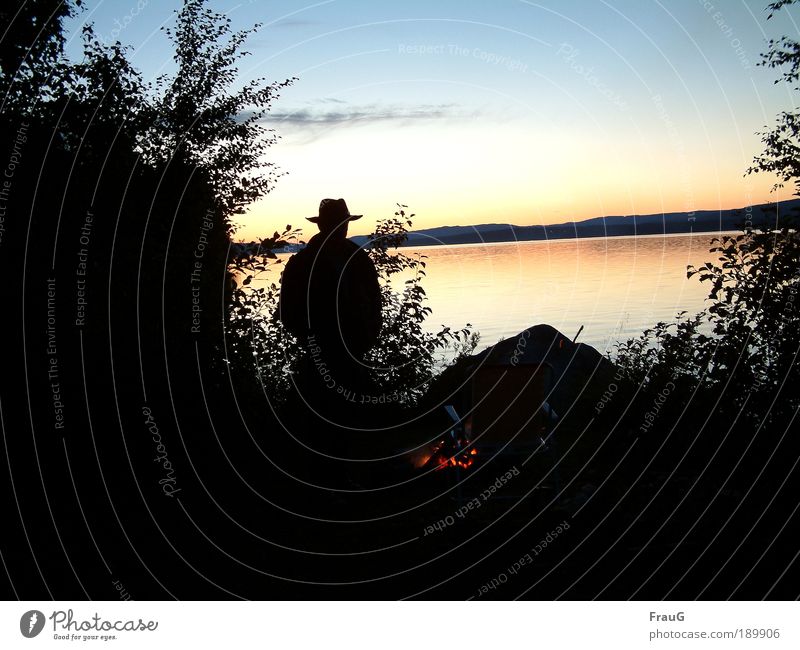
[[424, 438, 478, 471]]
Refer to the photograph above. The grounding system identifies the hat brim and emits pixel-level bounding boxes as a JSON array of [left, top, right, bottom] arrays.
[[306, 214, 363, 223]]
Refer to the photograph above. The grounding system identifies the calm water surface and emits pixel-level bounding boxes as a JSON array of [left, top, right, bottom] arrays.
[[271, 232, 728, 354], [393, 232, 726, 353]]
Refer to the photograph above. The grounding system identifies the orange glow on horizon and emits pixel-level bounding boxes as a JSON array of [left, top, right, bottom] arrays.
[[231, 121, 782, 242], [235, 183, 779, 242]]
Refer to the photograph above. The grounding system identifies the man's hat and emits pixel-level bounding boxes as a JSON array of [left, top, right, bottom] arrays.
[[307, 198, 363, 224]]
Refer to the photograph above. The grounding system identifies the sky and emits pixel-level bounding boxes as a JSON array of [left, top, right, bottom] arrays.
[[64, 0, 800, 239]]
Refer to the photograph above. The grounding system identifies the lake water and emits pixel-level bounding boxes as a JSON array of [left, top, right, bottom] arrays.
[[391, 232, 727, 354], [269, 232, 728, 355]]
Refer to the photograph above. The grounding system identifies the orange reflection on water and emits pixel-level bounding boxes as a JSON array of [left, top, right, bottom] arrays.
[[402, 232, 722, 352]]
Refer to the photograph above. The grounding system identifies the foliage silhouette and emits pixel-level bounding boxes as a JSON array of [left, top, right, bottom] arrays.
[[364, 205, 478, 402], [612, 0, 800, 436], [143, 0, 295, 220], [612, 227, 799, 422], [749, 0, 800, 195], [227, 227, 304, 401], [0, 0, 299, 599], [227, 205, 478, 406]]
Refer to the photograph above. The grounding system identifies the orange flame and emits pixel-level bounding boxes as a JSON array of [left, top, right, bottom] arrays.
[[416, 436, 478, 471], [433, 444, 477, 471]]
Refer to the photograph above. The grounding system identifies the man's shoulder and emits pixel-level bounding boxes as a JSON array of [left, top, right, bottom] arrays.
[[335, 238, 364, 254], [286, 238, 322, 263], [314, 236, 368, 256], [348, 241, 371, 259], [292, 236, 372, 266]]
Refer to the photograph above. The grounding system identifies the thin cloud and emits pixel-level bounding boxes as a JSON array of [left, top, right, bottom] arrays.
[[238, 101, 477, 144], [268, 19, 321, 29], [259, 102, 462, 126]]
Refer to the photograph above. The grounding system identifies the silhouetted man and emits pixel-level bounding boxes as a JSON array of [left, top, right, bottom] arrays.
[[279, 198, 382, 422]]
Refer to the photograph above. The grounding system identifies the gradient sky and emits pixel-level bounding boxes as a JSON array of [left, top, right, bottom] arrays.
[[65, 0, 799, 239]]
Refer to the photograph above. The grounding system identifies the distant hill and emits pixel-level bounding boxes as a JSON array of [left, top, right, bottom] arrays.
[[350, 199, 800, 248]]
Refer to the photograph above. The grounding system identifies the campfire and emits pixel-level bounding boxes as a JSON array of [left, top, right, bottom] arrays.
[[412, 411, 478, 471], [426, 438, 478, 471]]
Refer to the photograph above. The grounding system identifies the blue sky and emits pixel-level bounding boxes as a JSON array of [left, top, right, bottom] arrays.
[[65, 1, 800, 238]]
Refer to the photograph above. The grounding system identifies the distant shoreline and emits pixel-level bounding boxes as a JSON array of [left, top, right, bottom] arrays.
[[347, 199, 799, 249], [267, 229, 739, 256], [255, 200, 799, 252], [396, 229, 740, 251]]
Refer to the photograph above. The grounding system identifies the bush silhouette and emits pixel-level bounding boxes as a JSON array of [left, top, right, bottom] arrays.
[[227, 205, 478, 406]]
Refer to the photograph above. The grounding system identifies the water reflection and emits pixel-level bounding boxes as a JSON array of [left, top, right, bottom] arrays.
[[269, 232, 726, 353], [398, 232, 723, 352]]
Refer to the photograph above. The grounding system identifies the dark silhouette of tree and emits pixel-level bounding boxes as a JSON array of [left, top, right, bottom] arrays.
[[0, 0, 80, 112], [608, 0, 800, 500], [749, 0, 800, 194], [0, 0, 298, 600], [144, 0, 295, 219], [365, 206, 477, 402]]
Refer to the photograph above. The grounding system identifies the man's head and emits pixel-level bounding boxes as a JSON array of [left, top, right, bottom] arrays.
[[307, 198, 362, 237]]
